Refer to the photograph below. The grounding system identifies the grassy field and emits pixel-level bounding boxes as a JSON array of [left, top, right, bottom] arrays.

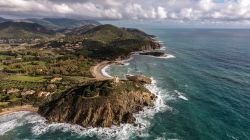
[[0, 102, 9, 106], [7, 75, 47, 82], [0, 63, 4, 69]]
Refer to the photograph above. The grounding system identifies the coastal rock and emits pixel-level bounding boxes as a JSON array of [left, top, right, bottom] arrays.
[[139, 51, 165, 57], [126, 75, 152, 84], [38, 80, 156, 127]]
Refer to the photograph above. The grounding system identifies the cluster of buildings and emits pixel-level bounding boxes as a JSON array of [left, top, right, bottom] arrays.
[[0, 38, 41, 46]]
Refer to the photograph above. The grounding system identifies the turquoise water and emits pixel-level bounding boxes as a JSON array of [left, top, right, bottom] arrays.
[[1, 29, 250, 140]]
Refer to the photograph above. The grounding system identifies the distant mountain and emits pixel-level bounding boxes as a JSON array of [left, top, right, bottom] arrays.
[[0, 17, 9, 23], [20, 18, 101, 30], [62, 24, 97, 35], [0, 21, 54, 39]]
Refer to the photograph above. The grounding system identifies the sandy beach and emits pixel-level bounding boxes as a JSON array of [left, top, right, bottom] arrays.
[[90, 61, 113, 80], [0, 105, 38, 116]]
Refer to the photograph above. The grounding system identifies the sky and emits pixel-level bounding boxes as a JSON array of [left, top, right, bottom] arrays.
[[1, 0, 250, 27]]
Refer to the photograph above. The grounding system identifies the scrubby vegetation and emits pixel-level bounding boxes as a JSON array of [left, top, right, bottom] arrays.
[[39, 80, 155, 127], [0, 22, 159, 111]]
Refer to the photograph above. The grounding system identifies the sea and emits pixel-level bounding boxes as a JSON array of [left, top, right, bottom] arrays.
[[0, 26, 250, 140]]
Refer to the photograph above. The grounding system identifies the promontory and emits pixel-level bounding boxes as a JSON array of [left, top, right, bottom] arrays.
[[0, 19, 160, 127]]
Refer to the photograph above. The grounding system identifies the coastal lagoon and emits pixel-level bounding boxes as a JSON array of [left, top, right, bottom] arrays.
[[1, 28, 250, 140]]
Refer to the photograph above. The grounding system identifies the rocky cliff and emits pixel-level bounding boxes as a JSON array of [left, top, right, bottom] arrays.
[[38, 80, 156, 127]]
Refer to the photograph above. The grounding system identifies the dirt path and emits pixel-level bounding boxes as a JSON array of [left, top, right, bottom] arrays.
[[90, 61, 113, 80], [0, 105, 38, 116]]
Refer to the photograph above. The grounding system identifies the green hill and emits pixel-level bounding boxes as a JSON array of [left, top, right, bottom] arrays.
[[0, 21, 54, 39], [79, 24, 160, 59], [83, 24, 147, 43], [35, 24, 160, 60]]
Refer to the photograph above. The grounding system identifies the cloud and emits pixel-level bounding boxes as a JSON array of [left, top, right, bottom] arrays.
[[157, 6, 167, 19], [0, 0, 250, 23]]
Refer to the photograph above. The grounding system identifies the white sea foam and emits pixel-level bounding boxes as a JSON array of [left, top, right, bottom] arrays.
[[100, 55, 134, 78], [141, 53, 175, 59], [174, 90, 188, 101], [0, 117, 19, 135], [158, 54, 176, 59], [101, 65, 113, 78], [156, 40, 164, 45], [159, 46, 167, 51], [30, 78, 170, 139], [0, 47, 172, 139], [155, 137, 166, 140], [123, 62, 130, 66], [123, 55, 134, 62], [0, 78, 171, 140], [0, 111, 37, 135]]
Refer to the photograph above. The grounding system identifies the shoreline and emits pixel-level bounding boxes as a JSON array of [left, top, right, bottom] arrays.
[[90, 61, 113, 80], [0, 42, 162, 118], [0, 105, 38, 117], [0, 40, 165, 138], [90, 59, 131, 80], [89, 38, 162, 80], [91, 50, 167, 80]]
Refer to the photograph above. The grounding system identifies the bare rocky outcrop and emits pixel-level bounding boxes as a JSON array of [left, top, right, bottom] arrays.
[[139, 51, 165, 57], [38, 80, 156, 127], [126, 75, 152, 84]]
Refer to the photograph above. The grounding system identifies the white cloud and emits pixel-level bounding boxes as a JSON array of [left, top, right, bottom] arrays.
[[53, 3, 73, 14], [0, 0, 250, 23], [198, 0, 215, 11], [157, 6, 167, 19]]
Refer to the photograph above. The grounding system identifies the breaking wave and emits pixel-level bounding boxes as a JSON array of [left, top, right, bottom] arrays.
[[0, 78, 171, 140], [101, 65, 113, 78]]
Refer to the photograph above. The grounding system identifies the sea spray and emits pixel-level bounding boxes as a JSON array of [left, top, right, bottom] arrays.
[[0, 111, 37, 135], [30, 78, 171, 140], [0, 78, 171, 140], [157, 54, 176, 59], [174, 90, 188, 101]]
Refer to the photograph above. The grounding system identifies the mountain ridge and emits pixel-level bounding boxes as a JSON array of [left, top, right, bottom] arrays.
[[17, 18, 101, 30], [0, 21, 55, 39]]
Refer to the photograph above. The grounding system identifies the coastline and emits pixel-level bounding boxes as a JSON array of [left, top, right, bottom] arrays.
[[0, 56, 137, 118], [0, 105, 38, 117], [90, 61, 113, 80], [0, 40, 167, 139], [89, 37, 162, 80], [90, 60, 129, 80], [0, 39, 161, 119]]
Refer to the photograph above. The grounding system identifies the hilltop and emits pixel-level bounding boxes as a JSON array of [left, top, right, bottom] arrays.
[[39, 80, 156, 127], [0, 21, 54, 39], [42, 24, 160, 60], [17, 18, 101, 30]]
